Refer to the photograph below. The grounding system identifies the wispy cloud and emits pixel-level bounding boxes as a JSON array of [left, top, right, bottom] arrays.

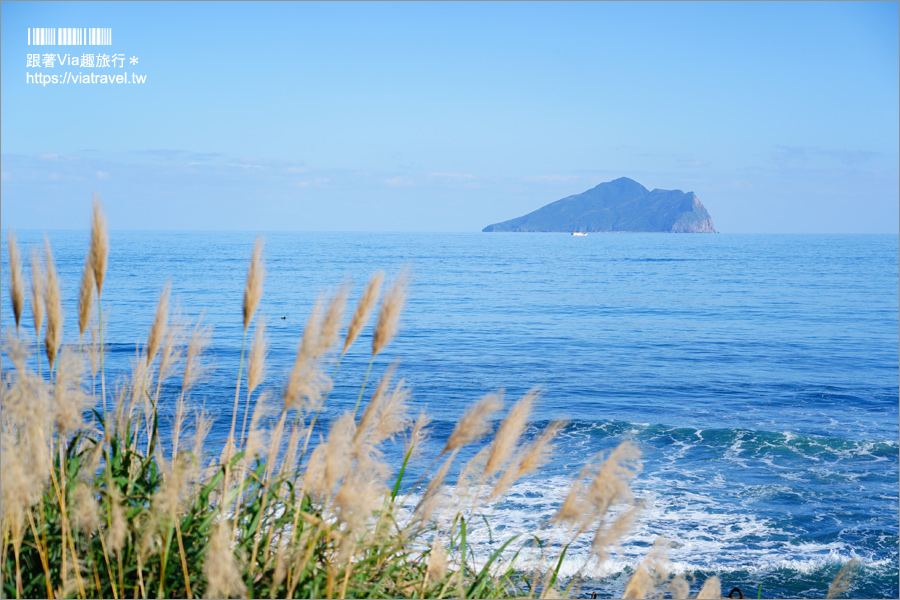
[[227, 163, 267, 170], [295, 177, 331, 187], [385, 175, 414, 187], [523, 174, 580, 184], [427, 172, 474, 180], [35, 152, 75, 162], [772, 144, 880, 168]]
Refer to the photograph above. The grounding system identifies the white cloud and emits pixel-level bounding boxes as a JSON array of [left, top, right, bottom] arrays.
[[295, 177, 330, 187], [385, 176, 414, 187], [35, 153, 72, 162], [227, 163, 266, 170], [96, 171, 110, 180], [427, 172, 474, 180], [523, 174, 579, 184], [772, 145, 880, 168]]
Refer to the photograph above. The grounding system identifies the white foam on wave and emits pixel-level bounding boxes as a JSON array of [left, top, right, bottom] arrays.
[[392, 470, 887, 583], [391, 422, 897, 588]]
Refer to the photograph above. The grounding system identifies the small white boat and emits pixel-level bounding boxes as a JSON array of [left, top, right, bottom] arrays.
[[571, 231, 588, 236]]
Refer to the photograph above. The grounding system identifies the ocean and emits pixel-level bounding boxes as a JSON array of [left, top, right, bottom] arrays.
[[2, 230, 898, 598]]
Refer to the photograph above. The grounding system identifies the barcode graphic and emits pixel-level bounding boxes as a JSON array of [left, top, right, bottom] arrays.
[[27, 28, 111, 46]]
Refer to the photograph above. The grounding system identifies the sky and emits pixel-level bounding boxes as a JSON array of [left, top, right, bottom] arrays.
[[1, 1, 898, 233]]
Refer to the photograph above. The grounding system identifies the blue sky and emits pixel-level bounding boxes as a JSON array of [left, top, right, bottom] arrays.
[[1, 1, 898, 233]]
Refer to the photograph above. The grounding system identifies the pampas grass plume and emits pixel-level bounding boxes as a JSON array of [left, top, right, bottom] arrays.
[[354, 364, 409, 450], [90, 195, 109, 296], [342, 271, 383, 356], [72, 482, 101, 534], [320, 280, 349, 355], [425, 536, 447, 587], [442, 392, 502, 454], [29, 248, 45, 342], [7, 231, 25, 329], [696, 575, 722, 599], [484, 388, 538, 478], [106, 487, 127, 555], [204, 519, 247, 599], [405, 410, 431, 461], [622, 537, 671, 600], [418, 455, 453, 523], [53, 348, 90, 433], [827, 558, 860, 599], [373, 269, 410, 356], [491, 420, 563, 500], [591, 501, 643, 562], [146, 283, 170, 365], [242, 236, 264, 330], [247, 320, 267, 395], [284, 301, 331, 413], [183, 318, 211, 394], [43, 237, 63, 371], [77, 255, 95, 338]]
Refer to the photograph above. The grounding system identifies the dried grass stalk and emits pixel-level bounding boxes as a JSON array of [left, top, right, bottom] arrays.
[[555, 440, 641, 531], [156, 320, 184, 389], [146, 283, 171, 365], [72, 482, 101, 533], [354, 364, 410, 453], [204, 519, 247, 599], [279, 421, 304, 479], [182, 319, 211, 394], [491, 420, 563, 500], [320, 280, 349, 355], [242, 236, 264, 330], [238, 392, 273, 466], [516, 420, 563, 476], [90, 195, 109, 296], [484, 389, 538, 478], [424, 536, 447, 587], [442, 393, 502, 454], [827, 558, 861, 599], [7, 231, 25, 328], [372, 269, 410, 356], [247, 320, 267, 395], [404, 410, 431, 462], [333, 468, 386, 533], [87, 311, 101, 378], [43, 237, 63, 371], [622, 537, 670, 599], [77, 256, 95, 338], [29, 248, 45, 342], [695, 576, 722, 599], [417, 454, 454, 523], [53, 349, 90, 433], [591, 501, 643, 562], [324, 412, 356, 497], [342, 271, 384, 356], [105, 487, 127, 555], [284, 301, 330, 413]]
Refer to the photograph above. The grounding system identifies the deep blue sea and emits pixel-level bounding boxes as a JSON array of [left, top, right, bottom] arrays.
[[2, 231, 898, 598]]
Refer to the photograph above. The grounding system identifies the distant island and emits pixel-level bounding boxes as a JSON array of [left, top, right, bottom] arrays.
[[482, 177, 716, 233]]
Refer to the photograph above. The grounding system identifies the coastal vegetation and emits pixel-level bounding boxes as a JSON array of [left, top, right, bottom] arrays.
[[1, 202, 854, 599]]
